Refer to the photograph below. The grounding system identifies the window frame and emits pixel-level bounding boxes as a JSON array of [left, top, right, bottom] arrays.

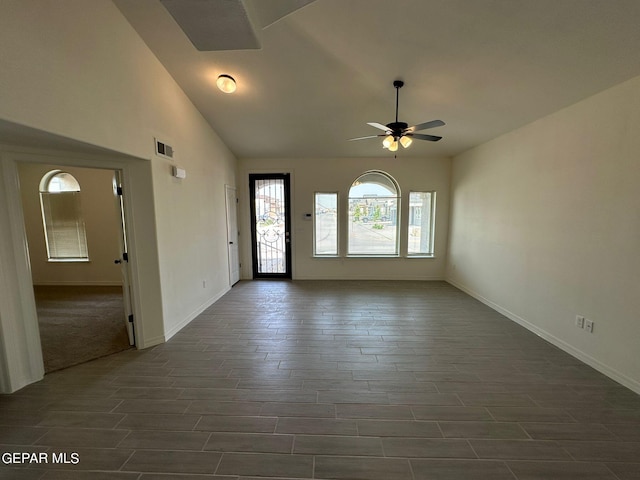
[[347, 170, 401, 257], [313, 191, 339, 257], [407, 190, 436, 258], [39, 170, 90, 262]]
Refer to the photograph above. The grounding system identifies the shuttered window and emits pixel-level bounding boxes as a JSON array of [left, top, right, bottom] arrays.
[[39, 171, 89, 261]]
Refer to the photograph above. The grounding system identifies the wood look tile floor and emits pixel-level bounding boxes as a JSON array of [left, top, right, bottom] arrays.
[[2, 280, 640, 479]]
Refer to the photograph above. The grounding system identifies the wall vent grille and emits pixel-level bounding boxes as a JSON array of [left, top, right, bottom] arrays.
[[155, 138, 174, 159]]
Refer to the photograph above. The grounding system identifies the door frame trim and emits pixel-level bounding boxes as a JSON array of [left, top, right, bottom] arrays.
[[249, 173, 292, 279], [113, 169, 136, 345], [224, 184, 240, 286], [0, 146, 160, 393]]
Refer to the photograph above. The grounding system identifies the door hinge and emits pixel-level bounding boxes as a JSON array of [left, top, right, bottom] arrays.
[[128, 314, 134, 323], [116, 186, 123, 196], [122, 252, 129, 262]]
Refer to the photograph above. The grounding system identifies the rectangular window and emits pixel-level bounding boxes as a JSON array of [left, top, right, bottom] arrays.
[[314, 192, 338, 256], [407, 191, 435, 256], [40, 192, 89, 261]]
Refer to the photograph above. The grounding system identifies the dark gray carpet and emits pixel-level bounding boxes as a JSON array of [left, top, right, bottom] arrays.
[[34, 285, 132, 372]]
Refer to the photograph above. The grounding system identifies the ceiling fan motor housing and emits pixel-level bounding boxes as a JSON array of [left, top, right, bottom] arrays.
[[386, 121, 409, 136]]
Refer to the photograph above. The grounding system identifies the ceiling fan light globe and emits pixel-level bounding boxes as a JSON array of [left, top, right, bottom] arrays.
[[382, 135, 395, 148], [388, 141, 399, 152], [216, 74, 236, 93], [400, 136, 413, 148]]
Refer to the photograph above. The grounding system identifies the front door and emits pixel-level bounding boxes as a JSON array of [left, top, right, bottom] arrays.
[[249, 173, 292, 279]]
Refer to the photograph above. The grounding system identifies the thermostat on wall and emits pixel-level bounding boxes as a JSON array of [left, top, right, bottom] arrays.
[[172, 166, 186, 179]]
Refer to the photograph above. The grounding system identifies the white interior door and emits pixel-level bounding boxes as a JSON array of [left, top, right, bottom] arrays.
[[113, 171, 135, 345], [225, 185, 240, 285]]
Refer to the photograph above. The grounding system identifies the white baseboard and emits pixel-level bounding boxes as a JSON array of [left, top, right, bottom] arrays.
[[163, 286, 231, 342], [3, 369, 45, 394], [137, 334, 165, 350], [293, 276, 446, 281], [446, 278, 640, 396], [33, 282, 123, 286]]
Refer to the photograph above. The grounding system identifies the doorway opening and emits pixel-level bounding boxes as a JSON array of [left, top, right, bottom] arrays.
[[18, 163, 134, 372], [33, 285, 130, 372], [249, 173, 292, 279]]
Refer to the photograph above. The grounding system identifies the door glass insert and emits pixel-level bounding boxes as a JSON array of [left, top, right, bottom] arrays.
[[251, 175, 291, 276]]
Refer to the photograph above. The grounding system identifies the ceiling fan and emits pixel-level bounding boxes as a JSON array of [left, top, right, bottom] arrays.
[[349, 80, 444, 152]]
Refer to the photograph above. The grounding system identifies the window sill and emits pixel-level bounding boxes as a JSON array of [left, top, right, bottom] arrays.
[[312, 255, 435, 259], [47, 258, 90, 263], [345, 255, 400, 258]]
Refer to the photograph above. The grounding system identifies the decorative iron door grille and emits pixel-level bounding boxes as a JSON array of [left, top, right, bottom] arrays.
[[249, 173, 291, 278]]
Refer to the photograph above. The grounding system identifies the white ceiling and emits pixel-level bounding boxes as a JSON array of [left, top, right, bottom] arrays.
[[114, 0, 640, 159]]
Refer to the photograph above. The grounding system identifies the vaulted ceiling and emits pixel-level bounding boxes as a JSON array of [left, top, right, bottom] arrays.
[[114, 0, 640, 159]]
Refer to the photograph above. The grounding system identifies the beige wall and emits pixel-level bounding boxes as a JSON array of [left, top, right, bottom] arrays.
[[239, 156, 451, 280], [447, 75, 640, 393], [0, 0, 237, 328], [18, 163, 122, 285], [0, 0, 237, 391], [2, 0, 638, 396]]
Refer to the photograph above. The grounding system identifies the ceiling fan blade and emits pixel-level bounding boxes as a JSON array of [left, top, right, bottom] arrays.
[[367, 122, 391, 132], [348, 135, 384, 141], [409, 133, 443, 142], [405, 119, 445, 133]]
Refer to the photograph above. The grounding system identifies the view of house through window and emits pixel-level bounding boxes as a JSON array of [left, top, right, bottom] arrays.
[[408, 191, 436, 255], [314, 192, 338, 255], [348, 171, 399, 255], [39, 170, 89, 261]]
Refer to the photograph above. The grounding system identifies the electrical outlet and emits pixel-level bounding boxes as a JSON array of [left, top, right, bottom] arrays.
[[585, 319, 594, 333], [575, 315, 585, 329]]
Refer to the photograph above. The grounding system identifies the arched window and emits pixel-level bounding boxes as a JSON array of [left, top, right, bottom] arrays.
[[348, 170, 400, 255], [39, 170, 89, 261]]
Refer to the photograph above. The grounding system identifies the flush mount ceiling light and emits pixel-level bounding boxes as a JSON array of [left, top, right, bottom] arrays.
[[349, 80, 445, 152], [216, 74, 236, 93]]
